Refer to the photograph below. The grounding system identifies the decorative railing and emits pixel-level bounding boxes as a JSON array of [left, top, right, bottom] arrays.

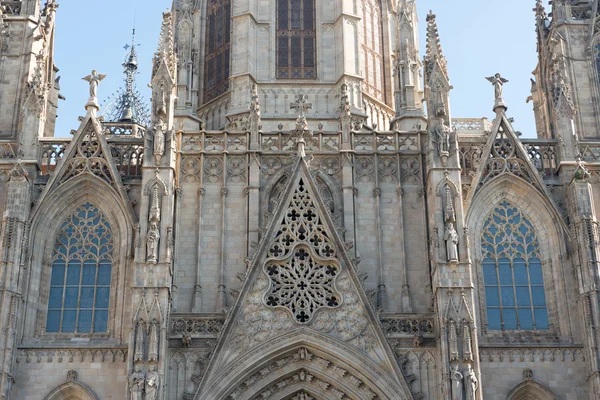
[[522, 139, 559, 178], [39, 138, 69, 174], [569, 5, 592, 21], [459, 139, 559, 178], [353, 132, 420, 153], [453, 118, 493, 135], [181, 132, 249, 153], [379, 315, 435, 337], [103, 122, 146, 137], [261, 132, 341, 154], [579, 142, 600, 162], [1, 1, 22, 15], [0, 142, 19, 160], [181, 131, 422, 155], [169, 314, 225, 337], [38, 137, 144, 179], [108, 142, 144, 178]]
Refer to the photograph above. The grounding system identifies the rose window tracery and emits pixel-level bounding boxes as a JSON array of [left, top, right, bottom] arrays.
[[264, 178, 342, 324]]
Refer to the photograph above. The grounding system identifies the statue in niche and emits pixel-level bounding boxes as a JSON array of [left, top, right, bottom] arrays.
[[153, 118, 167, 165], [145, 365, 160, 400], [444, 222, 459, 263], [146, 222, 160, 263], [156, 83, 167, 116], [451, 364, 463, 400], [129, 367, 145, 400], [464, 364, 478, 400], [433, 115, 452, 155], [148, 319, 159, 362]]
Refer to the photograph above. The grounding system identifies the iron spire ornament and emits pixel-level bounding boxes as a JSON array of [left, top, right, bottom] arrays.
[[101, 29, 151, 128]]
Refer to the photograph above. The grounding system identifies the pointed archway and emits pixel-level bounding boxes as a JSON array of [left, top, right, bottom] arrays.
[[43, 381, 99, 400], [506, 380, 558, 400], [201, 330, 403, 399], [195, 158, 412, 399]]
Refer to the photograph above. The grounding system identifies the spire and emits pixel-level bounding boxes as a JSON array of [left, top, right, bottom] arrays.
[[391, 0, 426, 130], [152, 11, 176, 81], [424, 11, 448, 80], [101, 29, 151, 127], [423, 10, 452, 127]]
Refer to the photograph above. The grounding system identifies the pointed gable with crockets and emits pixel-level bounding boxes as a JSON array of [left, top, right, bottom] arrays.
[[196, 157, 413, 400], [466, 111, 556, 210], [34, 113, 134, 221]]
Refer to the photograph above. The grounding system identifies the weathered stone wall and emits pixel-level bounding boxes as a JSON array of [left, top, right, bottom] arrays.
[[480, 351, 587, 400], [12, 352, 128, 399]]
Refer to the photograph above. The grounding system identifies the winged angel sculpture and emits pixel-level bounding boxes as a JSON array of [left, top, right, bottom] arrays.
[[486, 73, 509, 103], [82, 70, 106, 105]]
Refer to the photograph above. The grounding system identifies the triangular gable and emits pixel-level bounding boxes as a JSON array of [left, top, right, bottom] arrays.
[[465, 112, 557, 211], [35, 114, 135, 222], [196, 158, 412, 399]]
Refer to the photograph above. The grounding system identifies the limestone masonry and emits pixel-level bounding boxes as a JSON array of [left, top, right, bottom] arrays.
[[0, 0, 597, 399]]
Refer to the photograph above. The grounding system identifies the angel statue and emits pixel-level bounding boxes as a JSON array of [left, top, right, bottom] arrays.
[[82, 70, 106, 105], [486, 73, 509, 104]]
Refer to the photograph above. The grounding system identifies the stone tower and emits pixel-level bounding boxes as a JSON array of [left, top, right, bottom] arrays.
[[1, 0, 600, 399]]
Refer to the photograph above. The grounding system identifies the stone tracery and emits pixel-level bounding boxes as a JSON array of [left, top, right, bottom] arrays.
[[264, 178, 342, 323]]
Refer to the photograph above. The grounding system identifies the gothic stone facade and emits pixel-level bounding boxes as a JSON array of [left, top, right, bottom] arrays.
[[0, 0, 598, 399]]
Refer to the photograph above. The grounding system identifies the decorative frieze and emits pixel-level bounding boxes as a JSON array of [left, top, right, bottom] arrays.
[[16, 348, 127, 363], [479, 347, 585, 363], [169, 315, 225, 337], [379, 316, 435, 337]]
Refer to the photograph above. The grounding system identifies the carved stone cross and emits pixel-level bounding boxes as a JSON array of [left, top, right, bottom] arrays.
[[290, 94, 312, 117]]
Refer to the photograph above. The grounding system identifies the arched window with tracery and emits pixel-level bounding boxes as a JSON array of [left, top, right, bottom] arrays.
[[481, 201, 549, 331], [46, 203, 114, 334], [276, 0, 316, 79], [361, 0, 385, 102], [204, 0, 231, 102]]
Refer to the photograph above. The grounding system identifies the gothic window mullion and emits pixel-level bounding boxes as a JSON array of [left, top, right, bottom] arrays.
[[57, 259, 68, 333], [277, 0, 316, 79], [481, 201, 549, 332], [494, 258, 504, 331], [204, 0, 231, 103], [75, 261, 84, 333], [46, 203, 113, 335], [361, 0, 385, 101], [510, 259, 520, 330], [527, 263, 537, 330]]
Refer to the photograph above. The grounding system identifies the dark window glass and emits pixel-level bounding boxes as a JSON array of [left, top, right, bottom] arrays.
[[481, 201, 549, 331], [277, 0, 316, 79], [487, 308, 502, 330], [485, 286, 500, 307], [46, 203, 113, 334], [204, 0, 232, 102]]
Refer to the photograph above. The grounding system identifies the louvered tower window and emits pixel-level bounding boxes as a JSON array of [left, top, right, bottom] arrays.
[[276, 0, 316, 79], [46, 203, 113, 333], [204, 0, 231, 102], [481, 201, 549, 331], [361, 0, 385, 101]]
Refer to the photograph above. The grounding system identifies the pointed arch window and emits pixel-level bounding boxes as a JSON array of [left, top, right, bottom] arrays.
[[361, 0, 385, 101], [481, 201, 549, 331], [46, 203, 114, 333], [204, 0, 231, 102], [276, 0, 316, 79]]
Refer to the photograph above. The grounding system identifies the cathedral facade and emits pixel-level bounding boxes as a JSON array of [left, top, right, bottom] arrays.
[[0, 0, 597, 399]]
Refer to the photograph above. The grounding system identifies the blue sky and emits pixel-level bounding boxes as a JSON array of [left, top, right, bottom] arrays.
[[53, 0, 542, 137]]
